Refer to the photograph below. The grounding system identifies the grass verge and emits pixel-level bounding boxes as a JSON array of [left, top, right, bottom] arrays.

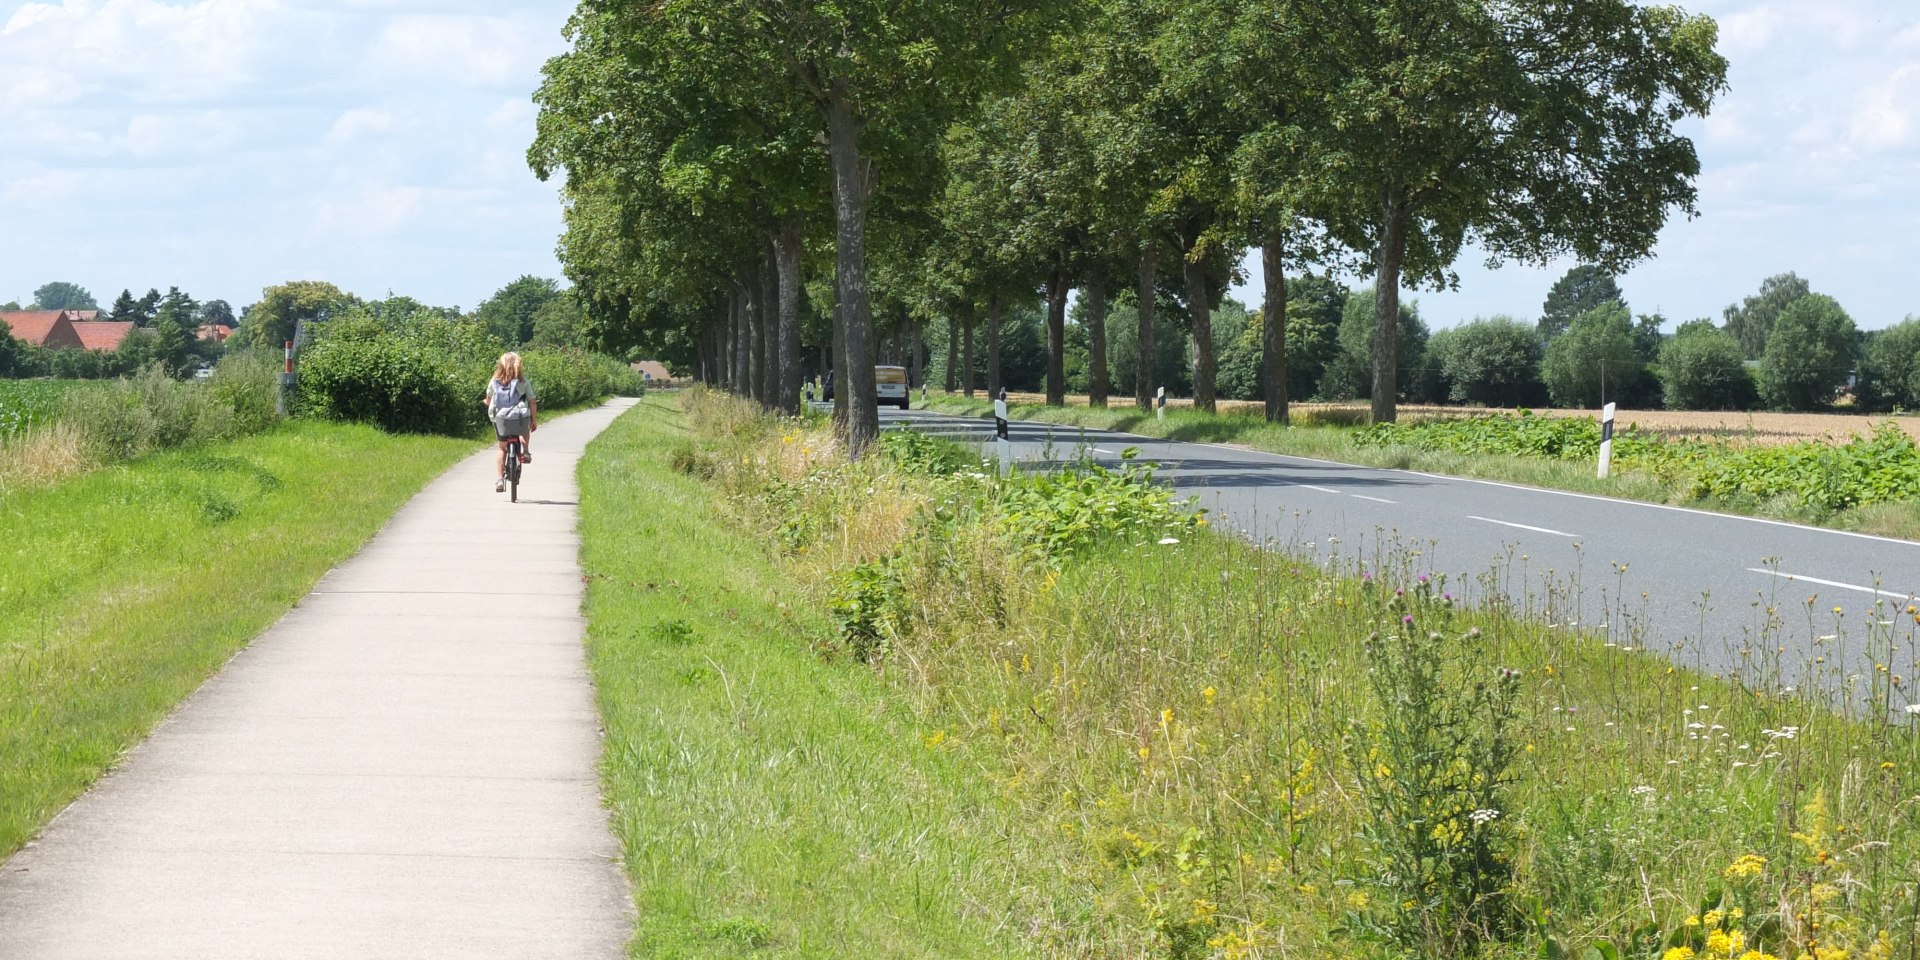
[[924, 394, 1920, 540], [684, 387, 1920, 959], [0, 420, 475, 857], [578, 396, 1066, 959]]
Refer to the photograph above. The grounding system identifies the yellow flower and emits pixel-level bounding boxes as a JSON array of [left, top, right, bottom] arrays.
[[1139, 746, 1151, 760], [1703, 908, 1725, 926], [1685, 915, 1702, 927], [923, 730, 946, 749], [1345, 891, 1369, 910], [1723, 853, 1767, 881], [1161, 708, 1175, 730], [1202, 686, 1217, 706], [1664, 948, 1697, 960]]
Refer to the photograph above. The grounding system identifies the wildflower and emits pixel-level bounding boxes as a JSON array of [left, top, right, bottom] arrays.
[[1664, 948, 1696, 960], [1469, 808, 1501, 825], [1723, 853, 1767, 881], [924, 730, 947, 749], [1158, 537, 1181, 546], [1138, 746, 1151, 760], [1202, 686, 1217, 706]]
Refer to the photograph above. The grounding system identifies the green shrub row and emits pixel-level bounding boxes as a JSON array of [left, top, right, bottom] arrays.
[[295, 313, 644, 436], [1357, 412, 1920, 514]]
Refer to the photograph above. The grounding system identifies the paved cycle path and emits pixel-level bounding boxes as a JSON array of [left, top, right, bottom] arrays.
[[0, 399, 639, 958]]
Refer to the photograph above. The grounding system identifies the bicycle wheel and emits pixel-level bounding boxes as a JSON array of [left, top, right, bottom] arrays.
[[507, 441, 521, 502]]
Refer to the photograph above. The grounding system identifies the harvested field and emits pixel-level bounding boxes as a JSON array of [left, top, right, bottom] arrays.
[[984, 391, 1920, 446]]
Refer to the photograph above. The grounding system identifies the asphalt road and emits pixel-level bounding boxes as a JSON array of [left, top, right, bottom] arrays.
[[871, 404, 1920, 693]]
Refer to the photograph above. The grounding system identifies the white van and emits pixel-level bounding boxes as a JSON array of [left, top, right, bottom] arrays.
[[875, 365, 910, 409]]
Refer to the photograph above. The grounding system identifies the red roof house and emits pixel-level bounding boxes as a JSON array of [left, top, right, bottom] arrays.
[[71, 321, 135, 352], [0, 310, 84, 349], [195, 324, 233, 343]]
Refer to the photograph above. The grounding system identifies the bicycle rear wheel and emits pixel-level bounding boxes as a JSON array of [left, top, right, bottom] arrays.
[[507, 440, 522, 502]]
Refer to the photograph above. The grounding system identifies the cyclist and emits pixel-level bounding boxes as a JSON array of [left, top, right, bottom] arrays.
[[484, 352, 537, 493]]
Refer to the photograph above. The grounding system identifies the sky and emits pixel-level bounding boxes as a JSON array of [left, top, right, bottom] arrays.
[[1, 1, 1917, 329]]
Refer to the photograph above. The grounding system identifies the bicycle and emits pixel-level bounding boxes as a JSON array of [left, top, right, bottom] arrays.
[[503, 435, 526, 502]]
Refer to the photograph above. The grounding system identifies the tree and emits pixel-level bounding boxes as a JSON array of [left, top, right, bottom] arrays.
[[135, 288, 162, 326], [631, 0, 1069, 453], [1325, 289, 1428, 402], [1296, 0, 1727, 423], [152, 286, 200, 374], [478, 276, 560, 345], [1538, 265, 1623, 343], [1436, 317, 1546, 407], [530, 291, 592, 349], [1759, 294, 1855, 411], [32, 282, 97, 312], [0, 301, 19, 312], [1723, 272, 1812, 359], [0, 319, 21, 376], [108, 289, 141, 323], [198, 300, 236, 329], [1657, 320, 1753, 410], [1858, 317, 1920, 412], [1541, 302, 1644, 408], [240, 281, 358, 350]]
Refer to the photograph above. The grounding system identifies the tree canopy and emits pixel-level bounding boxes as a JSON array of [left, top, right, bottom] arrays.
[[32, 282, 97, 312]]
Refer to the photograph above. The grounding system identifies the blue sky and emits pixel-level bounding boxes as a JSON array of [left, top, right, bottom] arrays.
[[2, 1, 1917, 330]]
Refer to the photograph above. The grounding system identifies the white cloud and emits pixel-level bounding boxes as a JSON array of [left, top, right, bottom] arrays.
[[366, 14, 554, 90], [1850, 63, 1920, 152], [313, 182, 425, 238], [326, 107, 396, 142]]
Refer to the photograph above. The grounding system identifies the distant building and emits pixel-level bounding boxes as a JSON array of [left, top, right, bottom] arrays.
[[1, 310, 85, 349], [196, 324, 234, 344], [71, 321, 135, 352]]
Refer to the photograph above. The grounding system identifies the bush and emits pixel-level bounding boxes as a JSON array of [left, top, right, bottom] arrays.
[[1541, 303, 1645, 408], [296, 331, 481, 436], [1857, 317, 1920, 412], [1657, 322, 1756, 410], [1433, 317, 1546, 407], [522, 348, 646, 410], [60, 363, 273, 462]]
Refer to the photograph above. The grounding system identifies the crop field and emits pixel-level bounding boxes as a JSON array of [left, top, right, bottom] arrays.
[[987, 391, 1920, 446], [0, 381, 93, 435]]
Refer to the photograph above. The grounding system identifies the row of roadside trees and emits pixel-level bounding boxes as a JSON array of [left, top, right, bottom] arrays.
[[529, 0, 1730, 454]]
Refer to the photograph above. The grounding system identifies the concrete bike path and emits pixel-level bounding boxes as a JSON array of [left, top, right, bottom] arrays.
[[0, 398, 640, 958]]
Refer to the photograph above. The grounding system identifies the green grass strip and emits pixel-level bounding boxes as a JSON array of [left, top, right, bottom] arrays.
[[578, 397, 1047, 960], [0, 420, 475, 857]]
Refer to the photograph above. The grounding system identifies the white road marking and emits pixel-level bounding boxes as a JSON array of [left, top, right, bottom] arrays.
[[1093, 448, 1115, 455], [1468, 515, 1579, 538], [1351, 494, 1398, 504], [1296, 484, 1340, 494], [1746, 569, 1916, 600]]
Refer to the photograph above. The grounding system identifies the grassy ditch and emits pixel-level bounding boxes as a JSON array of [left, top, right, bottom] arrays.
[[0, 420, 474, 858], [579, 395, 1072, 959], [676, 387, 1920, 960], [925, 395, 1920, 540]]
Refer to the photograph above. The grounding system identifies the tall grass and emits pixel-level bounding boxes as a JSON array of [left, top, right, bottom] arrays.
[[683, 388, 1920, 960]]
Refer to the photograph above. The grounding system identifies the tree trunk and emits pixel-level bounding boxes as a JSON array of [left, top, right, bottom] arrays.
[[1045, 268, 1067, 406], [910, 322, 924, 396], [1371, 190, 1410, 424], [1136, 244, 1158, 411], [824, 90, 878, 454], [731, 286, 749, 393], [760, 241, 778, 407], [774, 221, 803, 414], [747, 266, 766, 406], [1262, 237, 1289, 425], [944, 314, 958, 393], [1183, 237, 1216, 414], [832, 283, 848, 426], [986, 293, 1003, 400], [1086, 277, 1109, 408], [962, 304, 976, 398]]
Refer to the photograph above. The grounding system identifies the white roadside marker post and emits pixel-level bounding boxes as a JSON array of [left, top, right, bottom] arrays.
[[994, 397, 1012, 476], [277, 340, 295, 416], [1597, 402, 1616, 479], [1157, 386, 1166, 421]]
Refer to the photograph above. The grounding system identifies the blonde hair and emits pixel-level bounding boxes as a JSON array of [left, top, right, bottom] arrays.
[[493, 352, 523, 383]]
